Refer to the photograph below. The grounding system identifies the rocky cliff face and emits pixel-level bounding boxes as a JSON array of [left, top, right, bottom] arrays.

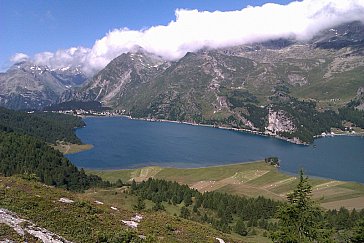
[[354, 87, 364, 111], [266, 109, 295, 134]]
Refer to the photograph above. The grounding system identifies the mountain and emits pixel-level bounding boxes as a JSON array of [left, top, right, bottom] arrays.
[[63, 21, 364, 143], [60, 50, 168, 107], [312, 21, 364, 50], [51, 65, 87, 86], [0, 61, 87, 110]]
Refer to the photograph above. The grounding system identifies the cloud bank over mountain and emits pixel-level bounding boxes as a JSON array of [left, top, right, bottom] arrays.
[[12, 0, 364, 75], [10, 53, 30, 63]]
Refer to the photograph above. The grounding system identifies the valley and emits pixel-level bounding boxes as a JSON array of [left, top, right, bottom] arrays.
[[2, 2, 364, 242], [2, 22, 364, 144]]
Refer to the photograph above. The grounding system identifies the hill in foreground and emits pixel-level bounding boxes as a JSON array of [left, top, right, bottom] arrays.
[[0, 175, 244, 243]]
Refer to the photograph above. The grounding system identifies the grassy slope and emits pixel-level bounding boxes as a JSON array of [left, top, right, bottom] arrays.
[[291, 67, 364, 102], [88, 161, 364, 210], [0, 176, 243, 243]]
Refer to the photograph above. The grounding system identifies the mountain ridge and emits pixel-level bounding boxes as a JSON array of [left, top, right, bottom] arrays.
[[0, 61, 87, 110]]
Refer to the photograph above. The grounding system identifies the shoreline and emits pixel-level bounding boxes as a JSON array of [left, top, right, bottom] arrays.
[[86, 159, 267, 172], [80, 113, 364, 145], [128, 117, 364, 144], [126, 116, 310, 145]]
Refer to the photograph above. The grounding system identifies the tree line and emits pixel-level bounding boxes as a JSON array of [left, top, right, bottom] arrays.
[[43, 100, 111, 112], [130, 177, 280, 233]]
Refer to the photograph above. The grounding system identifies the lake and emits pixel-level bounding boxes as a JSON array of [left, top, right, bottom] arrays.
[[67, 117, 364, 183]]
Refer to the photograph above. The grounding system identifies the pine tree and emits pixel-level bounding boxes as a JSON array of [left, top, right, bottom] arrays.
[[271, 169, 331, 242], [133, 197, 145, 211], [131, 180, 137, 191], [234, 218, 248, 236], [183, 192, 192, 207], [115, 179, 123, 187], [152, 201, 165, 211], [180, 206, 190, 219]]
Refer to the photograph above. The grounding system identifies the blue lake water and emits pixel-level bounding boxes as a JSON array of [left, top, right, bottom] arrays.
[[67, 117, 364, 183]]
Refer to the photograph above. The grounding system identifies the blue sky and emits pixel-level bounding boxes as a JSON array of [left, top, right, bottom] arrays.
[[1, 0, 292, 71]]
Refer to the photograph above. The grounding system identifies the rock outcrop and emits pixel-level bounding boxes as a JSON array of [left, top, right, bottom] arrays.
[[266, 109, 295, 134]]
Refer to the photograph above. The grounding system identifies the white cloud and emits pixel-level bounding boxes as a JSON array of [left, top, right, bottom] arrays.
[[34, 47, 89, 69], [30, 0, 364, 75], [10, 53, 29, 63]]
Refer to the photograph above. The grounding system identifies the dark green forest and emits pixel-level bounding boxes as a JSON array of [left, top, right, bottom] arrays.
[[0, 107, 84, 144], [273, 99, 344, 143], [0, 131, 107, 191], [339, 107, 364, 128], [43, 100, 111, 112]]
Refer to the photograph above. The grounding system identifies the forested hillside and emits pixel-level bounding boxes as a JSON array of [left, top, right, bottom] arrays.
[[0, 131, 106, 191], [131, 178, 280, 233], [0, 107, 84, 144], [43, 100, 111, 112]]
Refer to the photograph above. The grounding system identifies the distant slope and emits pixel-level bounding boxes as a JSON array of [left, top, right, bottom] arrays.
[[0, 107, 84, 144], [0, 61, 87, 110]]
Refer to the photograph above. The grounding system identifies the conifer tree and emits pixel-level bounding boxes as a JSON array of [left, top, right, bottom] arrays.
[[234, 218, 248, 236], [271, 170, 331, 242], [133, 197, 146, 211], [351, 219, 364, 243], [180, 206, 190, 219]]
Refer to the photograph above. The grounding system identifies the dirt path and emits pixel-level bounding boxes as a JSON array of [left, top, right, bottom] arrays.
[[262, 177, 297, 189], [64, 144, 71, 154], [232, 170, 270, 183], [313, 181, 345, 191]]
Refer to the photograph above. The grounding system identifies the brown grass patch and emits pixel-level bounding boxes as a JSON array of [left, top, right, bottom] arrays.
[[321, 196, 364, 210]]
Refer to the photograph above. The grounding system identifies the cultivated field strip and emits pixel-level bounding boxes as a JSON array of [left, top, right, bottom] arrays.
[[88, 161, 364, 210]]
